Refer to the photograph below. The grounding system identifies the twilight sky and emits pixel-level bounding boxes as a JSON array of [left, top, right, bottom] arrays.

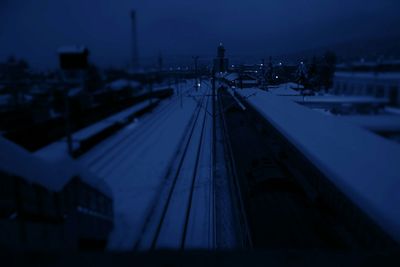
[[1, 0, 399, 69]]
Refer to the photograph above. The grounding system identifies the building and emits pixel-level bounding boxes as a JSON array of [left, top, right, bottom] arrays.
[[332, 61, 400, 106], [0, 137, 113, 250], [213, 43, 229, 73], [333, 72, 400, 105], [220, 72, 259, 88]]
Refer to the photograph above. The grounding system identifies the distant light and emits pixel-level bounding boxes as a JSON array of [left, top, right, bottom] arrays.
[[260, 63, 264, 66], [255, 71, 258, 73], [232, 64, 235, 68], [300, 61, 304, 65], [197, 83, 201, 87], [279, 62, 282, 66], [275, 75, 279, 79]]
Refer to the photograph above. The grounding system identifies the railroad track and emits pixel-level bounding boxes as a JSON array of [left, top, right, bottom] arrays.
[[217, 85, 253, 248], [136, 86, 214, 250], [83, 85, 195, 171]]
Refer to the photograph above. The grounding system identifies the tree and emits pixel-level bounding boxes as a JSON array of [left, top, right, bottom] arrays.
[[295, 61, 308, 88], [3, 56, 31, 107], [319, 51, 337, 90], [85, 64, 103, 92], [264, 57, 275, 85], [307, 56, 320, 91]]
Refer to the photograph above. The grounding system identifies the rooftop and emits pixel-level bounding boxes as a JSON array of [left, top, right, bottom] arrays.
[[236, 88, 400, 243]]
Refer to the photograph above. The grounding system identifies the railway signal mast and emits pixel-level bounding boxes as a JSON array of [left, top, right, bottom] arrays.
[[193, 56, 200, 90]]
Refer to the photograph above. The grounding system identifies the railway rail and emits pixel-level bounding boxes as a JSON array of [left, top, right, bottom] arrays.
[[83, 85, 195, 171], [136, 85, 214, 250]]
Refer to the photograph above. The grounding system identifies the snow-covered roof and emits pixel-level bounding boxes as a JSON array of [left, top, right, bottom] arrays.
[[0, 94, 12, 106], [223, 73, 239, 82], [58, 45, 88, 54], [242, 80, 258, 84], [0, 137, 112, 197], [36, 101, 153, 160], [335, 71, 400, 80], [300, 95, 389, 105], [237, 88, 400, 243], [385, 107, 400, 116], [269, 83, 301, 96], [107, 79, 141, 91], [342, 115, 400, 133], [67, 87, 83, 97]]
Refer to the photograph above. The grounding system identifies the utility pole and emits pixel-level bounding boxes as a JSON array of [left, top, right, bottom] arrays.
[[193, 56, 199, 90], [175, 74, 182, 108], [64, 85, 73, 156], [149, 76, 153, 105]]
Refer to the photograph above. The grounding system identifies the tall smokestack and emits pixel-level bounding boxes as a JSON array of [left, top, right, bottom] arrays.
[[131, 10, 139, 69]]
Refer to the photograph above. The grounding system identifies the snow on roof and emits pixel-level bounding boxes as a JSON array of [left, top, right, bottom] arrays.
[[0, 137, 111, 197], [36, 101, 153, 160], [242, 80, 258, 84], [107, 79, 141, 91], [335, 71, 400, 80], [0, 94, 12, 106], [269, 83, 301, 96], [67, 87, 83, 97], [57, 45, 88, 54], [342, 115, 400, 133], [223, 73, 239, 82], [385, 107, 400, 116], [236, 89, 400, 242], [72, 101, 150, 140], [300, 95, 389, 104]]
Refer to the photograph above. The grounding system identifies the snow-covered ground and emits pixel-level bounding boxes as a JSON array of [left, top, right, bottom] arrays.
[[236, 88, 400, 244], [78, 81, 213, 250]]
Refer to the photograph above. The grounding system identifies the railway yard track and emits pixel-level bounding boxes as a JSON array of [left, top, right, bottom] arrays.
[[136, 85, 215, 250]]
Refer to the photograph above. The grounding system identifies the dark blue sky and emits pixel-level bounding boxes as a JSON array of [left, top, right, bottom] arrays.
[[1, 0, 399, 69]]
